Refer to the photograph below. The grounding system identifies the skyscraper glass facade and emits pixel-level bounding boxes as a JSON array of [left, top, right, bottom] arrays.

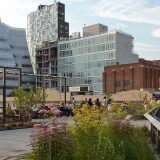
[[58, 32, 117, 93], [0, 21, 34, 95], [58, 31, 138, 94]]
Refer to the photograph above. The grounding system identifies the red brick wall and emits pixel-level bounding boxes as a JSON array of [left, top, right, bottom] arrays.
[[104, 60, 160, 94]]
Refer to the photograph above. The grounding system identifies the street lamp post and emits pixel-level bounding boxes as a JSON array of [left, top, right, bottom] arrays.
[[2, 68, 6, 124]]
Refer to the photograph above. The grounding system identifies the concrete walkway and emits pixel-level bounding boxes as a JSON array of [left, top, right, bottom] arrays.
[[0, 128, 32, 160], [0, 117, 73, 160]]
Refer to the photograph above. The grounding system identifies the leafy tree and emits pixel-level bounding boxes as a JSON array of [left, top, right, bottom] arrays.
[[13, 87, 27, 121], [13, 84, 46, 121]]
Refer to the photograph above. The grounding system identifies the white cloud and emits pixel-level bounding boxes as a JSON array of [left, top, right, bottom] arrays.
[[152, 28, 160, 38], [135, 42, 160, 59], [90, 0, 160, 26], [135, 42, 160, 52], [0, 0, 84, 28]]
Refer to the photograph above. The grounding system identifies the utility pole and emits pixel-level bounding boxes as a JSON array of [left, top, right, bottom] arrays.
[[19, 68, 22, 87], [64, 76, 67, 105], [42, 76, 45, 106], [3, 68, 6, 124]]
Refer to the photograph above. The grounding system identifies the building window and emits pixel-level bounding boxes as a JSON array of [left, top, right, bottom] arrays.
[[124, 80, 130, 87], [115, 80, 121, 87]]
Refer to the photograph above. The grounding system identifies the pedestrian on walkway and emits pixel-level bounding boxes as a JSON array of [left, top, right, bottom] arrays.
[[107, 98, 112, 111], [101, 96, 107, 109], [95, 98, 101, 108], [88, 98, 93, 106], [143, 99, 148, 110]]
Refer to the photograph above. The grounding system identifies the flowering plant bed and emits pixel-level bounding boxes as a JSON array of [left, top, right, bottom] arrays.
[[25, 104, 155, 160]]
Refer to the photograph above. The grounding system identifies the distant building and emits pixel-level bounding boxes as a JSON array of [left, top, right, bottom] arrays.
[[83, 23, 108, 37], [0, 21, 34, 95], [36, 41, 58, 88], [58, 24, 138, 94], [27, 2, 69, 73], [103, 59, 160, 94]]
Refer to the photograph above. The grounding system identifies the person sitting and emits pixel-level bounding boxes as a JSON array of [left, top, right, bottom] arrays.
[[59, 102, 66, 112], [66, 102, 74, 116]]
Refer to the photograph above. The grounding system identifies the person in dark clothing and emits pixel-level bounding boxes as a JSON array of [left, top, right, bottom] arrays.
[[95, 98, 101, 107], [88, 98, 93, 106], [107, 98, 112, 111]]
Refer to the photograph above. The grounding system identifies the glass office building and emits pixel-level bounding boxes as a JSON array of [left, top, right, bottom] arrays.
[[0, 20, 34, 95], [58, 27, 138, 94], [27, 2, 69, 73]]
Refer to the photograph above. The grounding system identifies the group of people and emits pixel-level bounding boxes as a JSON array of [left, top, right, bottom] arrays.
[[59, 101, 74, 116], [58, 96, 112, 117], [80, 96, 112, 111]]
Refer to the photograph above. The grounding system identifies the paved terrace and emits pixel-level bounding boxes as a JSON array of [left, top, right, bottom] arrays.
[[0, 128, 32, 160]]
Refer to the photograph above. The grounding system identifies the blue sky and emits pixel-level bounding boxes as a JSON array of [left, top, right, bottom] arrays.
[[0, 0, 160, 60]]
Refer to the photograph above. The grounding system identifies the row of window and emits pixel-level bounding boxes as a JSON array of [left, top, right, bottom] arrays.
[[115, 80, 130, 87], [58, 60, 116, 72], [59, 43, 116, 57], [58, 52, 116, 65], [22, 64, 32, 67], [0, 77, 18, 81], [59, 34, 116, 49], [60, 69, 103, 80], [59, 50, 72, 57]]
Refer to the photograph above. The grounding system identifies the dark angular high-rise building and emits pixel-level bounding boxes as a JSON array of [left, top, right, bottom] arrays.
[[27, 2, 69, 73]]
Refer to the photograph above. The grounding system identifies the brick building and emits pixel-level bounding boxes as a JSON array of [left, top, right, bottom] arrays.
[[103, 59, 160, 94]]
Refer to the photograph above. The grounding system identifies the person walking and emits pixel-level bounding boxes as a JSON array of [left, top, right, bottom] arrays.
[[88, 98, 93, 106], [107, 98, 112, 111], [95, 98, 101, 108], [143, 99, 148, 110], [101, 96, 107, 109], [72, 97, 75, 107]]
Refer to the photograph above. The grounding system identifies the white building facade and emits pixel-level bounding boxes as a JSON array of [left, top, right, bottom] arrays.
[[58, 25, 138, 94]]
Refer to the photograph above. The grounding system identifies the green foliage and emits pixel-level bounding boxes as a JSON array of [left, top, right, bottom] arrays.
[[13, 86, 27, 111], [69, 124, 155, 160], [6, 106, 15, 115], [69, 106, 155, 160], [13, 84, 46, 120]]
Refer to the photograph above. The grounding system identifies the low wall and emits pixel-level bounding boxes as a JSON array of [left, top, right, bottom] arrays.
[[112, 90, 152, 102]]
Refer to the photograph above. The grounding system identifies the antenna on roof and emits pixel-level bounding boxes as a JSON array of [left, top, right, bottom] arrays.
[[54, 0, 56, 3]]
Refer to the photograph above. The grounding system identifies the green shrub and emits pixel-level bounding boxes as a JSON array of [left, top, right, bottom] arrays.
[[131, 114, 146, 120], [4, 124, 12, 130], [0, 124, 4, 128]]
